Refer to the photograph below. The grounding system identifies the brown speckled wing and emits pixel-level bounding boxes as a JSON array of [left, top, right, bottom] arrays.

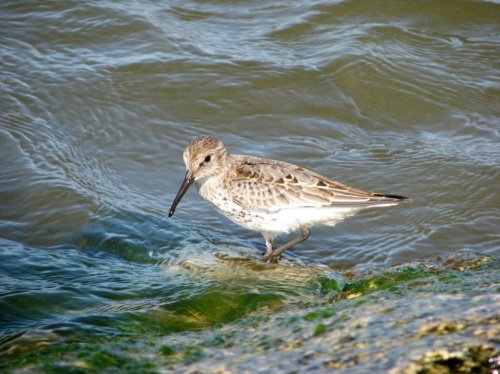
[[224, 156, 398, 210]]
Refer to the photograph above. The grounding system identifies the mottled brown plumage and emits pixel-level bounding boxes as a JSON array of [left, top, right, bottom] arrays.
[[169, 136, 410, 263]]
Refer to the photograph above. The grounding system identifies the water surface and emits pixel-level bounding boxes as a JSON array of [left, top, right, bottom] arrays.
[[1, 0, 499, 361]]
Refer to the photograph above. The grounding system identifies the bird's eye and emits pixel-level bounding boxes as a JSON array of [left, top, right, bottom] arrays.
[[204, 155, 211, 163]]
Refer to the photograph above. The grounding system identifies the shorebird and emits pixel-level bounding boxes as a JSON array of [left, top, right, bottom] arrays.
[[169, 136, 410, 263]]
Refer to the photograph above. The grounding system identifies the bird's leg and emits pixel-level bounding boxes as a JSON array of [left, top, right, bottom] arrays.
[[263, 227, 310, 263], [265, 239, 273, 256]]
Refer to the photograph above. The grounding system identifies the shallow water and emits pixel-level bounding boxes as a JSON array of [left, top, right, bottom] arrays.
[[0, 0, 499, 361]]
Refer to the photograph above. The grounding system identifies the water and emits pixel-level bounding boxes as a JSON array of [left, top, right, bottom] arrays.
[[1, 0, 499, 363]]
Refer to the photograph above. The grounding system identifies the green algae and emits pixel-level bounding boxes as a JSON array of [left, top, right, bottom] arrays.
[[342, 254, 496, 300], [2, 253, 498, 374], [343, 266, 440, 296], [1, 341, 158, 374], [313, 323, 326, 336], [158, 345, 175, 356]]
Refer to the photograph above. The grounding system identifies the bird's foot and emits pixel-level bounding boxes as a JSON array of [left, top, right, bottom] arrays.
[[263, 251, 280, 264]]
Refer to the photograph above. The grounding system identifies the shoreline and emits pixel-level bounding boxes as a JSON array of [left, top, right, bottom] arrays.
[[2, 251, 499, 373]]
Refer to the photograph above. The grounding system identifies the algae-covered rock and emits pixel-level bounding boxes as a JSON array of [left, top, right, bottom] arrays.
[[2, 253, 499, 374]]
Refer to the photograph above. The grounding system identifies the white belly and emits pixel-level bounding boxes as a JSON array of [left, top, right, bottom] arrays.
[[197, 179, 361, 238]]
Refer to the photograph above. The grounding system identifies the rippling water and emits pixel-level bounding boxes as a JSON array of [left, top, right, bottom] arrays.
[[1, 0, 499, 360]]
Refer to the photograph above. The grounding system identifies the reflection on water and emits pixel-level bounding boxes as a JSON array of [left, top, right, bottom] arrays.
[[0, 0, 499, 362]]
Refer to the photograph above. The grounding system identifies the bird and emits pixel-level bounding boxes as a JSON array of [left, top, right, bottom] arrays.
[[169, 135, 410, 263]]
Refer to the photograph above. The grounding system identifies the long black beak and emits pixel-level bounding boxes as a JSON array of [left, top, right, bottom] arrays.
[[168, 171, 195, 217]]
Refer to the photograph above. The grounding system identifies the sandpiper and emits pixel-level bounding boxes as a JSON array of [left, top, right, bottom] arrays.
[[169, 136, 410, 263]]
